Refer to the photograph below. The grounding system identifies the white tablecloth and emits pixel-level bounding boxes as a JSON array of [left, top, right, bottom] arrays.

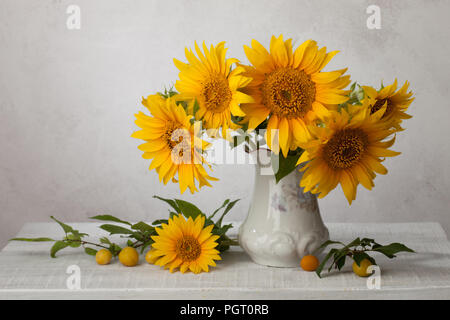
[[0, 222, 449, 299]]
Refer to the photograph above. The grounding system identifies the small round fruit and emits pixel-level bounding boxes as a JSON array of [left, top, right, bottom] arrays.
[[300, 255, 320, 271], [145, 249, 158, 265], [95, 249, 112, 265], [352, 258, 373, 277], [119, 247, 139, 267]]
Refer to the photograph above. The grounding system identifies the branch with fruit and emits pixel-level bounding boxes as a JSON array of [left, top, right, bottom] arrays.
[[9, 196, 240, 267], [300, 238, 415, 277]]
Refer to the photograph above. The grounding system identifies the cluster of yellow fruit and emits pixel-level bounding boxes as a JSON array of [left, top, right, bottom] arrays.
[[95, 247, 155, 267], [300, 255, 373, 277], [95, 247, 373, 277]]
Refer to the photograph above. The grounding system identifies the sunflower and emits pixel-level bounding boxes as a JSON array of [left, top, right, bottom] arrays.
[[297, 106, 400, 204], [148, 214, 221, 273], [362, 79, 414, 130], [174, 42, 253, 139], [131, 94, 217, 194], [240, 35, 351, 157]]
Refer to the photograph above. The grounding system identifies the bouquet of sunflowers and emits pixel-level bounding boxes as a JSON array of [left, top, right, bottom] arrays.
[[11, 35, 415, 275], [132, 35, 414, 204]]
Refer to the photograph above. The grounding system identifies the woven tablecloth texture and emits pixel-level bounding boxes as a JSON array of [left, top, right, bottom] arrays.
[[0, 222, 449, 299]]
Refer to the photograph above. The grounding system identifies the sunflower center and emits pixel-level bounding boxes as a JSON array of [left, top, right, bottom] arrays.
[[176, 235, 201, 262], [163, 121, 183, 150], [261, 68, 316, 119], [201, 74, 232, 113], [371, 98, 393, 118], [323, 129, 369, 169]]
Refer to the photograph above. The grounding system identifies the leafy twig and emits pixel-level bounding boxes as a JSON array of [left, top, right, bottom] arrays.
[[9, 196, 240, 258], [316, 237, 414, 278]]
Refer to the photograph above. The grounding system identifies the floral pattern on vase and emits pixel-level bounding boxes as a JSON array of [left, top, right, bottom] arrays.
[[239, 164, 329, 267]]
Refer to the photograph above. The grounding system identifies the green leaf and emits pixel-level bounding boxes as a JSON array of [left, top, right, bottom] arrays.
[[99, 224, 134, 235], [109, 243, 122, 256], [49, 216, 87, 239], [140, 240, 154, 254], [360, 238, 377, 247], [131, 221, 154, 233], [273, 152, 302, 184], [174, 199, 204, 219], [50, 241, 69, 258], [50, 216, 74, 234], [335, 255, 346, 270], [204, 218, 215, 228], [329, 248, 350, 272], [152, 219, 168, 226], [84, 247, 98, 256], [65, 234, 82, 248], [99, 237, 111, 245], [208, 199, 230, 220], [213, 223, 233, 237], [158, 86, 178, 99], [215, 199, 240, 227], [215, 234, 231, 253], [314, 240, 345, 253], [326, 237, 361, 269], [169, 212, 177, 219], [89, 215, 131, 226], [71, 230, 88, 238], [316, 248, 339, 278], [372, 242, 414, 258], [353, 251, 376, 266], [10, 237, 55, 242], [216, 243, 230, 253], [344, 237, 362, 251], [153, 196, 180, 213]]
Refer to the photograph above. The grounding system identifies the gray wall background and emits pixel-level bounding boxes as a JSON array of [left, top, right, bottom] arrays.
[[1, 0, 449, 249]]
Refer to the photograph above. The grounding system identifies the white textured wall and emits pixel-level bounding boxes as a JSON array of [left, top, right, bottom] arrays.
[[1, 0, 449, 249]]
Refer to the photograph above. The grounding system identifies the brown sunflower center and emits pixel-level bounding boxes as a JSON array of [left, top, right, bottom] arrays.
[[261, 68, 316, 119], [176, 235, 201, 262], [201, 74, 232, 113], [163, 121, 183, 150], [371, 98, 393, 118], [323, 129, 369, 169]]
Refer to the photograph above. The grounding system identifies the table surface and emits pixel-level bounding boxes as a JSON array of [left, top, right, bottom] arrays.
[[1, 222, 449, 300]]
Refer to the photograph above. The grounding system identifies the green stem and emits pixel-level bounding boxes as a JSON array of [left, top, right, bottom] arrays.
[[220, 239, 239, 246], [67, 239, 109, 250]]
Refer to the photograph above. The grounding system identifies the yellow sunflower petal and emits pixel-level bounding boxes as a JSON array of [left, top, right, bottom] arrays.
[[242, 36, 349, 155], [132, 96, 217, 193], [298, 108, 400, 204], [150, 214, 221, 274], [174, 41, 251, 136]]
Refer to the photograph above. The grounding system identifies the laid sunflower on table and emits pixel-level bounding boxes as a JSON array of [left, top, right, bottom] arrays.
[[174, 41, 253, 139], [148, 214, 221, 274], [240, 35, 351, 157], [297, 105, 400, 204], [362, 79, 414, 130], [131, 95, 217, 194]]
